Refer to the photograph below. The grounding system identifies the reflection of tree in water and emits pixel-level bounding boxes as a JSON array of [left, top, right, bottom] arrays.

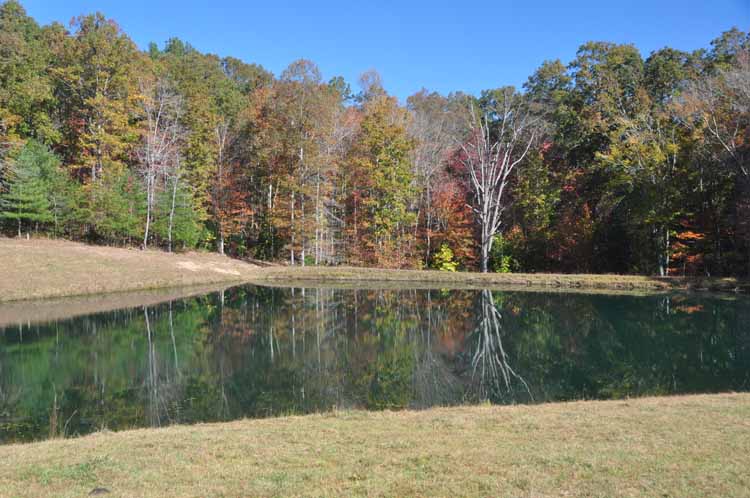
[[2, 287, 750, 443], [143, 305, 186, 428], [0, 370, 21, 426], [466, 290, 532, 403], [411, 290, 463, 408]]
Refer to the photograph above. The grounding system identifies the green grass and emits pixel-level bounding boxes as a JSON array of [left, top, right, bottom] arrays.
[[1, 394, 748, 497]]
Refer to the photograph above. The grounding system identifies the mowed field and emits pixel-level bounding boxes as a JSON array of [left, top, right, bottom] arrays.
[[0, 394, 748, 497]]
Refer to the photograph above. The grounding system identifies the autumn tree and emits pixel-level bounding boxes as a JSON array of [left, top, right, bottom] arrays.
[[407, 89, 467, 264], [460, 88, 540, 272], [0, 0, 57, 147], [50, 13, 142, 183], [345, 95, 417, 268], [136, 74, 185, 249], [680, 42, 750, 274]]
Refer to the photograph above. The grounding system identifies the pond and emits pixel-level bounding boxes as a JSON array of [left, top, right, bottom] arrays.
[[1, 285, 749, 443]]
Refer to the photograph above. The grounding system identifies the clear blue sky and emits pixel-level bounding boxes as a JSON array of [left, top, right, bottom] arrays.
[[21, 0, 750, 101]]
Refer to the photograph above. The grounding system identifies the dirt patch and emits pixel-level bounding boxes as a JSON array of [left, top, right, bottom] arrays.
[[212, 267, 241, 276], [176, 261, 201, 272]]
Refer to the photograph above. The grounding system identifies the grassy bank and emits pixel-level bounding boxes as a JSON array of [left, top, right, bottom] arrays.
[[253, 265, 748, 293], [0, 238, 260, 302], [0, 394, 748, 497], [0, 283, 238, 327], [1, 237, 747, 303]]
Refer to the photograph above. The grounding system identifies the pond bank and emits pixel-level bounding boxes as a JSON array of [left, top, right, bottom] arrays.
[[251, 265, 748, 294], [1, 237, 747, 303], [0, 283, 238, 327], [0, 238, 259, 302], [1, 393, 748, 497]]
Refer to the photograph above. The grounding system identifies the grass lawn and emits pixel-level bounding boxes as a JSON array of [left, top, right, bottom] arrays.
[[1, 393, 748, 497]]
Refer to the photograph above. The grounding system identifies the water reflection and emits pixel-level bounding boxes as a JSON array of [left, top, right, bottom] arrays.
[[469, 290, 533, 402], [1, 286, 748, 443]]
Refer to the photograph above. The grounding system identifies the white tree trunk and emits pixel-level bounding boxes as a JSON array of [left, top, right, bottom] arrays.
[[460, 95, 537, 273]]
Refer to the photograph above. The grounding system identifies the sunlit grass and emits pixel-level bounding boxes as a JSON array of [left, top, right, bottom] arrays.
[[0, 237, 259, 302], [1, 393, 748, 497]]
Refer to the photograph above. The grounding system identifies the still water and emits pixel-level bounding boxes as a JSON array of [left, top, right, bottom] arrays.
[[1, 285, 748, 443]]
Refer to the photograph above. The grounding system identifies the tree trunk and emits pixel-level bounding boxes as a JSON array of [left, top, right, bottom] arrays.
[[301, 197, 306, 266], [143, 174, 152, 249], [290, 191, 295, 265], [664, 228, 670, 277], [167, 176, 178, 253], [657, 225, 670, 277], [480, 218, 493, 273], [315, 176, 321, 265], [481, 239, 490, 273]]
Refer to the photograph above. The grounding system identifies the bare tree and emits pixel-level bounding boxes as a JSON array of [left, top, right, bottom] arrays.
[[681, 50, 750, 178], [137, 77, 184, 249], [459, 89, 540, 272], [213, 115, 235, 255], [316, 104, 357, 265], [680, 50, 750, 273]]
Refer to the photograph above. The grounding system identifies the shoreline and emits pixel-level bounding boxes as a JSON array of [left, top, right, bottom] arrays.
[[1, 393, 748, 497], [251, 265, 748, 294], [1, 238, 747, 305]]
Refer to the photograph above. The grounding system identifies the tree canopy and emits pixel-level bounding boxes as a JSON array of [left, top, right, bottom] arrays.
[[0, 0, 748, 276]]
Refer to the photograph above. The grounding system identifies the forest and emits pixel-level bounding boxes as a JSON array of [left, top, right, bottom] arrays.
[[0, 0, 748, 276]]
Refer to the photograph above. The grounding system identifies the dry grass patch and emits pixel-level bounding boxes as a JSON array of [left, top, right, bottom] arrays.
[[253, 266, 748, 294], [0, 394, 748, 497], [0, 238, 260, 302]]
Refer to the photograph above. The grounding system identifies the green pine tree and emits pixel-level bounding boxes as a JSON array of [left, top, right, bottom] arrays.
[[0, 140, 54, 236], [88, 168, 145, 244], [153, 178, 201, 250]]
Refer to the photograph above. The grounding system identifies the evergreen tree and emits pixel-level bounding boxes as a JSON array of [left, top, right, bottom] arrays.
[[87, 169, 145, 244], [153, 178, 201, 250], [0, 140, 54, 235]]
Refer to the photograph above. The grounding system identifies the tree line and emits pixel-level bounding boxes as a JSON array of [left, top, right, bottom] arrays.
[[0, 0, 748, 275]]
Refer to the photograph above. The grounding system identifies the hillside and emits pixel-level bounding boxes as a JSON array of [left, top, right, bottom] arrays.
[[0, 238, 260, 302]]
